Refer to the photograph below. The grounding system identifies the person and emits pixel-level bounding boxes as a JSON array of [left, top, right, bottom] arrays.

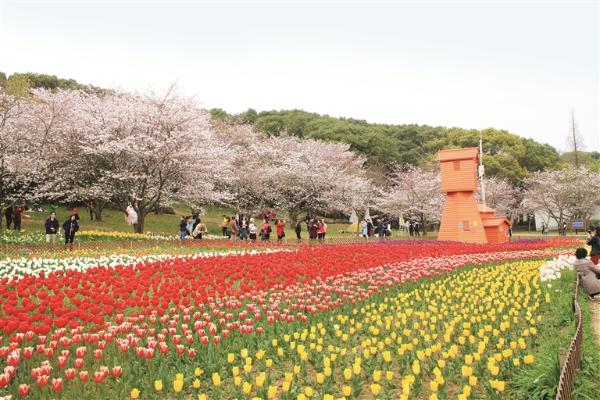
[[228, 216, 238, 240], [541, 221, 547, 235], [63, 215, 79, 247], [12, 204, 23, 231], [308, 219, 319, 240], [408, 221, 414, 237], [573, 247, 600, 299], [186, 216, 194, 237], [562, 221, 567, 236], [508, 225, 513, 240], [125, 203, 138, 229], [361, 219, 369, 239], [294, 220, 302, 241], [178, 216, 188, 240], [414, 221, 420, 237], [72, 207, 80, 222], [239, 216, 248, 241], [276, 219, 286, 243], [319, 219, 327, 241], [221, 215, 228, 237], [192, 219, 207, 239], [44, 212, 59, 244], [367, 219, 374, 237], [261, 219, 272, 241], [587, 227, 600, 265], [249, 218, 257, 241], [4, 205, 12, 229], [87, 202, 96, 221]]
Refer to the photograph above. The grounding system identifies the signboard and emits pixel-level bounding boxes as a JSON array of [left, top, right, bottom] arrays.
[[571, 219, 585, 230]]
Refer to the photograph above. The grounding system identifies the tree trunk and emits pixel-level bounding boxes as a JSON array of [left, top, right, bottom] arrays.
[[0, 208, 3, 230], [135, 212, 145, 234], [94, 204, 103, 222], [420, 213, 428, 236]]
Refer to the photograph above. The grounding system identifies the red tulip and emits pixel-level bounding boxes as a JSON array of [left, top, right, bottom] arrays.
[[65, 368, 76, 380], [78, 370, 89, 382], [51, 378, 63, 393], [0, 373, 9, 388], [18, 383, 30, 397], [111, 366, 123, 378]]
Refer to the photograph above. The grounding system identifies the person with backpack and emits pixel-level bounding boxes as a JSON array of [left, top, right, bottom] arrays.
[[63, 215, 79, 248]]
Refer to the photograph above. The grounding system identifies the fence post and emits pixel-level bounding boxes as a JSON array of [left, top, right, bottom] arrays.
[[559, 348, 568, 370]]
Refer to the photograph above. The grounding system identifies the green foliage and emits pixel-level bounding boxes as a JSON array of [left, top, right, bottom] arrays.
[[0, 72, 6, 88], [0, 71, 103, 93], [560, 151, 600, 169], [4, 73, 31, 97], [217, 109, 561, 183]]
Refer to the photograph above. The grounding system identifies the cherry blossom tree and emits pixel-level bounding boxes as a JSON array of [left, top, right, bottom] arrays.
[[0, 91, 36, 228], [477, 176, 521, 222], [378, 165, 444, 234], [523, 168, 600, 228]]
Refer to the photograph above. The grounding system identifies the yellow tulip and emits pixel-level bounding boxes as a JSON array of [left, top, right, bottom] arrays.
[[373, 370, 382, 382], [304, 386, 314, 397], [193, 379, 201, 389], [524, 355, 535, 365], [173, 378, 183, 393], [195, 368, 203, 377], [267, 385, 277, 399], [154, 379, 163, 392], [242, 381, 252, 394], [370, 383, 381, 396], [211, 372, 221, 387], [343, 368, 352, 380], [316, 372, 325, 384], [130, 388, 140, 399], [198, 394, 207, 400], [227, 353, 235, 363], [468, 375, 478, 386], [342, 385, 352, 396]]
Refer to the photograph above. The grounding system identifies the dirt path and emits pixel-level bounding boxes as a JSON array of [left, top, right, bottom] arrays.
[[591, 301, 600, 346]]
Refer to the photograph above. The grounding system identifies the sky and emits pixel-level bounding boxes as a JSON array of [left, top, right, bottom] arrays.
[[1, 0, 599, 152]]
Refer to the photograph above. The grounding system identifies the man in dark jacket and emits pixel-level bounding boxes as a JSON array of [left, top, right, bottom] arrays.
[[44, 212, 59, 244], [13, 205, 23, 231], [63, 215, 79, 248], [587, 227, 600, 265], [4, 206, 12, 229]]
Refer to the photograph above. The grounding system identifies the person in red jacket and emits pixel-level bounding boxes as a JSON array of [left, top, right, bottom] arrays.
[[276, 219, 286, 243], [261, 220, 272, 241]]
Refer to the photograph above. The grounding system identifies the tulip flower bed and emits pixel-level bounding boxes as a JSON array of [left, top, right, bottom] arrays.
[[0, 238, 578, 399]]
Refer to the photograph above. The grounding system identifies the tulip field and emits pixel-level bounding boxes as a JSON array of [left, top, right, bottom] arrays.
[[0, 237, 593, 400]]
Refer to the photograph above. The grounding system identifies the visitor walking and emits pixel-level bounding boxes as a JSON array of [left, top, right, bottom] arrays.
[[249, 218, 257, 241], [587, 227, 600, 265], [13, 204, 23, 231], [228, 216, 238, 240], [294, 220, 302, 241], [361, 219, 368, 239], [414, 221, 420, 237], [261, 219, 272, 241], [44, 212, 59, 244], [308, 219, 319, 240], [541, 221, 547, 235], [4, 205, 12, 229], [179, 216, 188, 240], [221, 215, 229, 237], [63, 215, 79, 247], [276, 219, 286, 242]]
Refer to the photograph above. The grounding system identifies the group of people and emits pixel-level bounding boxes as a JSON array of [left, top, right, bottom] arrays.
[[360, 218, 392, 239], [43, 209, 80, 247], [574, 227, 600, 299], [3, 204, 26, 231], [179, 215, 208, 240]]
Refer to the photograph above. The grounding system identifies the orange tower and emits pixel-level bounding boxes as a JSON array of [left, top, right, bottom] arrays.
[[437, 147, 511, 244], [437, 148, 488, 243]]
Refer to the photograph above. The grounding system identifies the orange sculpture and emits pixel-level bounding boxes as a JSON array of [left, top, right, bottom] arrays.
[[437, 147, 510, 244]]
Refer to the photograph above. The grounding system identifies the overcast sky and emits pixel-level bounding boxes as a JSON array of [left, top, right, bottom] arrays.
[[1, 0, 598, 151]]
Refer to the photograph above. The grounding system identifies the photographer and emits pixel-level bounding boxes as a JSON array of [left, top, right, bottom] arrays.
[[587, 226, 600, 265]]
